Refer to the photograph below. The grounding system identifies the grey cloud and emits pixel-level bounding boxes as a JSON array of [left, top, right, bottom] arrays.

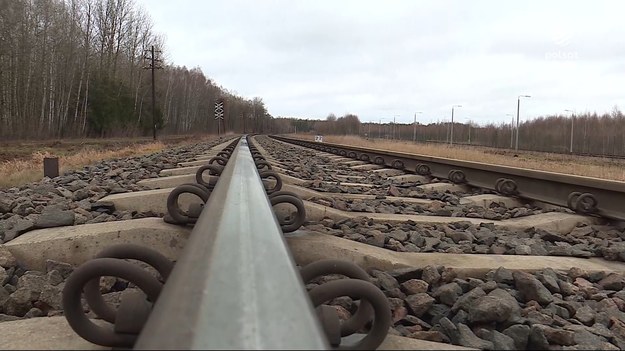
[[137, 0, 625, 124]]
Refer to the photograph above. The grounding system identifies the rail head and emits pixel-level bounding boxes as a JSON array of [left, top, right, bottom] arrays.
[[135, 137, 328, 349]]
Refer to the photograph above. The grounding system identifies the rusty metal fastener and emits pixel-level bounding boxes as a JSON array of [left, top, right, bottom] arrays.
[[309, 279, 391, 350], [62, 258, 162, 348], [259, 170, 283, 194], [83, 244, 173, 323], [166, 184, 210, 225], [269, 193, 306, 233]]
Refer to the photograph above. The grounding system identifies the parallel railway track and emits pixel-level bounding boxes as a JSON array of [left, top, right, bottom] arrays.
[[272, 135, 625, 222], [0, 134, 624, 350]]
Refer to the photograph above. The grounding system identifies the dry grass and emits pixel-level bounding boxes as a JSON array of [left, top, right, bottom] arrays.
[[292, 134, 625, 181], [0, 142, 164, 188], [0, 134, 223, 188]]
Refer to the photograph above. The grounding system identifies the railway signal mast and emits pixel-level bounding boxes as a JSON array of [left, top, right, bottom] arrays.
[[215, 99, 225, 136]]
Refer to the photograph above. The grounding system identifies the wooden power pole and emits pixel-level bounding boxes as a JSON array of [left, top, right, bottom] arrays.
[[144, 45, 163, 140]]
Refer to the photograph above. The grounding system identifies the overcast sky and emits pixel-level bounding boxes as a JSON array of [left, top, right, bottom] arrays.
[[135, 0, 625, 125]]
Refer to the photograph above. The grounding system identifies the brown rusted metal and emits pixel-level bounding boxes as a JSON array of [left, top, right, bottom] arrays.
[[208, 155, 229, 166], [300, 260, 374, 337], [448, 169, 467, 184], [497, 178, 519, 195], [216, 151, 231, 159], [114, 291, 153, 335], [391, 159, 405, 170], [166, 184, 210, 225], [316, 305, 342, 347], [255, 160, 272, 171], [308, 280, 391, 350], [259, 170, 283, 194], [416, 163, 431, 175], [43, 157, 59, 178], [299, 259, 391, 350], [268, 190, 307, 233], [62, 258, 162, 348], [196, 164, 222, 188], [83, 244, 173, 324]]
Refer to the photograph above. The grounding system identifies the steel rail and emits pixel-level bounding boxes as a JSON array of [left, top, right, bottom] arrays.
[[271, 135, 625, 222], [135, 136, 328, 349]]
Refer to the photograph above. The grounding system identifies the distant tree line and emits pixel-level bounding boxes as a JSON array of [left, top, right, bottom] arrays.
[[0, 0, 278, 140], [279, 108, 625, 157], [275, 113, 362, 135]]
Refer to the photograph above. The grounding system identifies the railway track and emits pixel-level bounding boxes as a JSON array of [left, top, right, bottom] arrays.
[[0, 134, 625, 349], [272, 135, 625, 222]]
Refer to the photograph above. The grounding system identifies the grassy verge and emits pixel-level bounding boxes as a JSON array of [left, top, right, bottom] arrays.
[[0, 133, 225, 189], [292, 134, 625, 182]]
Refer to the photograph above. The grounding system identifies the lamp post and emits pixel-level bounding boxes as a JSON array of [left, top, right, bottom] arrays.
[[515, 95, 531, 151], [506, 113, 513, 148], [379, 118, 386, 139], [565, 109, 574, 153], [393, 115, 399, 140], [413, 111, 422, 142], [450, 105, 462, 145]]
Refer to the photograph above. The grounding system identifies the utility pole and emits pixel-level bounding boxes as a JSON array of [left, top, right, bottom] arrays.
[[506, 113, 513, 148], [393, 115, 399, 140], [565, 109, 574, 153], [450, 105, 462, 145], [515, 95, 531, 151], [570, 113, 574, 154], [144, 45, 163, 140], [413, 112, 422, 142]]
